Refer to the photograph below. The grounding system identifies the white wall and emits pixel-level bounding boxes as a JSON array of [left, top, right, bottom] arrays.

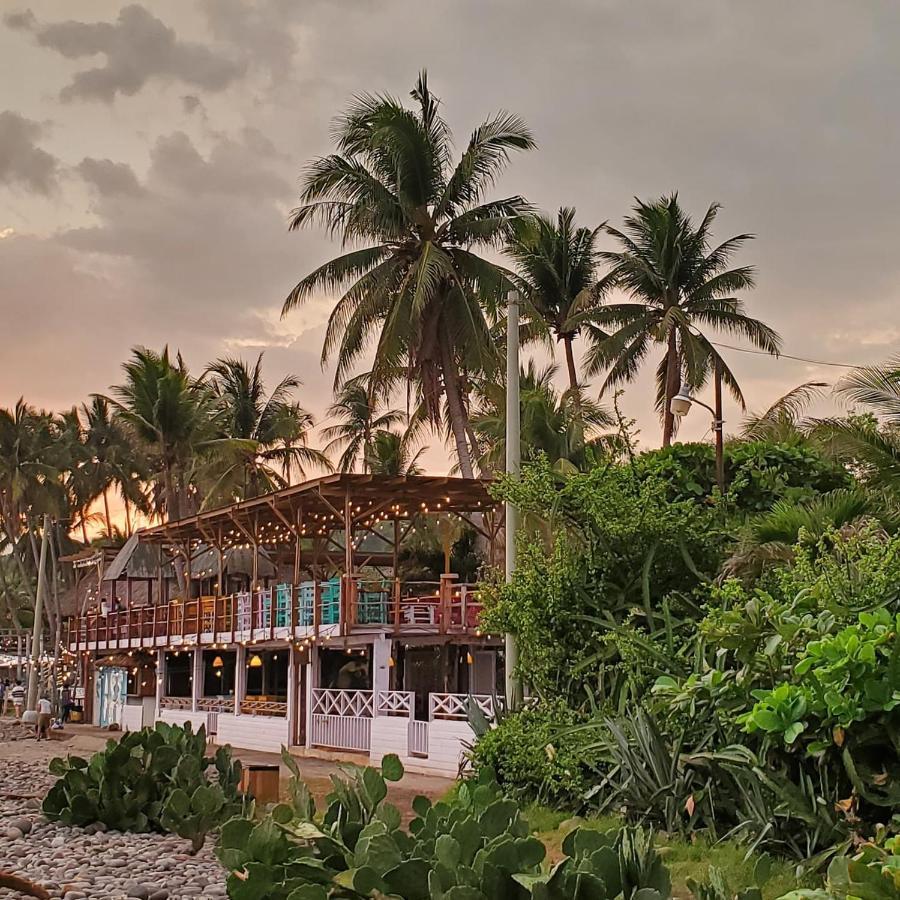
[[217, 713, 290, 753], [370, 716, 410, 765], [370, 716, 472, 778], [121, 703, 144, 732]]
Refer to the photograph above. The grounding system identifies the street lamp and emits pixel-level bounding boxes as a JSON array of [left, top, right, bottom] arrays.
[[669, 376, 726, 494]]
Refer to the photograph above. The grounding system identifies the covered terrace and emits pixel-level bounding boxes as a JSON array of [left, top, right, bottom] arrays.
[[66, 473, 502, 651]]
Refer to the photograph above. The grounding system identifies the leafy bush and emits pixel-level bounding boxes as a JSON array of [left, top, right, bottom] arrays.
[[467, 700, 590, 807], [740, 609, 900, 747], [636, 441, 850, 511], [43, 721, 246, 851], [783, 834, 900, 900], [481, 458, 723, 704], [217, 752, 675, 900]]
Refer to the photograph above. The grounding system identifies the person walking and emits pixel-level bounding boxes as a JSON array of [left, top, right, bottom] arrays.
[[36, 694, 52, 740], [9, 680, 25, 720], [0, 679, 7, 716], [60, 683, 73, 724]]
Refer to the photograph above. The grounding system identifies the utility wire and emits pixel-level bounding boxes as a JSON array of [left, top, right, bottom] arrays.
[[709, 341, 866, 369]]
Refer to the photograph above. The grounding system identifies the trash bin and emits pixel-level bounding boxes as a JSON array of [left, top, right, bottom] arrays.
[[241, 764, 280, 805]]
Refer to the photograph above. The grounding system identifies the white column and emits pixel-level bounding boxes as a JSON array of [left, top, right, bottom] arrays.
[[305, 644, 318, 748], [191, 648, 203, 712], [155, 650, 165, 720], [235, 644, 246, 716], [287, 643, 297, 746], [372, 637, 391, 702]]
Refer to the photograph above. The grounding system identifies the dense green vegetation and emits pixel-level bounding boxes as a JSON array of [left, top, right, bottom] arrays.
[[216, 751, 767, 900], [475, 407, 900, 872]]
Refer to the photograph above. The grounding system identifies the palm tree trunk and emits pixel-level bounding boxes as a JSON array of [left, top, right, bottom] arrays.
[[102, 489, 112, 536], [439, 340, 475, 479], [123, 499, 132, 536], [562, 334, 579, 393], [662, 325, 680, 447]]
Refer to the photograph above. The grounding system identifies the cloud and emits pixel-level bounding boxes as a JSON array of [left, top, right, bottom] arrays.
[[4, 4, 246, 102], [0, 111, 58, 193], [58, 128, 310, 344], [76, 158, 142, 196]]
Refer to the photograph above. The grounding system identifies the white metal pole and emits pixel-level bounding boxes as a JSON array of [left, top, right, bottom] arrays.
[[504, 290, 522, 707], [26, 514, 51, 716]]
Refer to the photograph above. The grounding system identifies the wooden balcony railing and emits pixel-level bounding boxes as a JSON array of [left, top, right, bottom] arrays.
[[66, 575, 484, 649]]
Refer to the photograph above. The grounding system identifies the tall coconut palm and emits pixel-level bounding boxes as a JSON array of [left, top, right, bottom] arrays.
[[201, 355, 330, 505], [322, 375, 405, 472], [0, 400, 65, 598], [101, 347, 219, 522], [507, 207, 604, 392], [78, 397, 148, 536], [364, 430, 426, 476], [585, 194, 781, 445], [281, 71, 535, 477], [472, 361, 616, 473]]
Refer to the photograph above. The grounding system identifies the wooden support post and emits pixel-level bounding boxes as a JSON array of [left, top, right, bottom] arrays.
[[235, 644, 246, 716], [313, 581, 321, 639]]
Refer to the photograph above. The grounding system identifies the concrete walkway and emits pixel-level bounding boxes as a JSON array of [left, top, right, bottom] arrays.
[[4, 722, 454, 818]]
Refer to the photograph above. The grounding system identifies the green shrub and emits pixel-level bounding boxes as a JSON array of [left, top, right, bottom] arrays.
[[635, 441, 850, 511], [467, 700, 590, 807], [43, 721, 246, 851], [217, 756, 674, 900]]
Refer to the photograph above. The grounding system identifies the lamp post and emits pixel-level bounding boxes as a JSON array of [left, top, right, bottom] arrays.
[[504, 289, 522, 708], [670, 360, 725, 494]]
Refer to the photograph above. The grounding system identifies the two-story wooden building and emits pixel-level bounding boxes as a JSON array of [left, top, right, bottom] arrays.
[[65, 473, 504, 776]]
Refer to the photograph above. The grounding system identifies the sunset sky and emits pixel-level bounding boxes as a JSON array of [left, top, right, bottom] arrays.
[[2, 1, 899, 470]]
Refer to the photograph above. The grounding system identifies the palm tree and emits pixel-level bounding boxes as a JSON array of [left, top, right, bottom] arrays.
[[101, 347, 219, 522], [201, 355, 330, 505], [322, 375, 405, 472], [723, 489, 882, 577], [507, 207, 604, 392], [472, 361, 616, 473], [281, 71, 535, 477], [821, 359, 900, 495], [585, 194, 781, 445], [78, 397, 148, 536], [364, 430, 426, 476], [739, 381, 828, 442], [0, 400, 65, 599]]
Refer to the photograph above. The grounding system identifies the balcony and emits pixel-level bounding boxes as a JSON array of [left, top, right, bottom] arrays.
[[67, 574, 483, 651]]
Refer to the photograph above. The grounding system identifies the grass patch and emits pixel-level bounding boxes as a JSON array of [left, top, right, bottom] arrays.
[[522, 805, 816, 900]]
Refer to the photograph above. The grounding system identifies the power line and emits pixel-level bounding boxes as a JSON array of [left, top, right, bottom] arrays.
[[710, 341, 865, 369]]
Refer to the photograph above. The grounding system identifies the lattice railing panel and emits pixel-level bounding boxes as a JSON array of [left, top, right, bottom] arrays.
[[160, 696, 192, 710], [240, 698, 288, 717], [376, 691, 413, 717], [197, 697, 234, 713], [311, 689, 373, 718], [429, 693, 494, 720]]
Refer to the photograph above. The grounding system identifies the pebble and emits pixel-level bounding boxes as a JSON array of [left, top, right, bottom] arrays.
[[0, 750, 227, 900]]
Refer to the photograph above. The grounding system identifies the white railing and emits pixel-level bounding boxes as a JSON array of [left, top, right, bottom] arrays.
[[311, 688, 373, 718], [310, 689, 374, 752], [408, 719, 428, 756], [311, 714, 372, 752], [240, 698, 288, 717], [197, 697, 234, 713], [429, 693, 494, 721], [160, 696, 192, 710], [377, 691, 413, 717]]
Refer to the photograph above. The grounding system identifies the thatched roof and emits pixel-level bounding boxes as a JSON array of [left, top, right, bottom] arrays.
[[104, 533, 176, 581]]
